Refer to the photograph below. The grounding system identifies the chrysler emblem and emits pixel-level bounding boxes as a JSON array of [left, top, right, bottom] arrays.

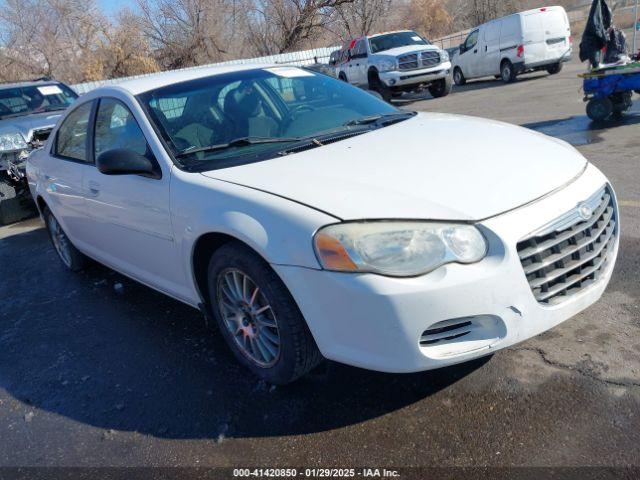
[[577, 202, 593, 221]]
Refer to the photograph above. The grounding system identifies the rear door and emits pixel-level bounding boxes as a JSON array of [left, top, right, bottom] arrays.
[[347, 39, 368, 86], [522, 8, 570, 65], [42, 100, 96, 247]]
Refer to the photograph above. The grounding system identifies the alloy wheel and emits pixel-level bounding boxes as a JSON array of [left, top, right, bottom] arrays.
[[47, 214, 72, 268], [217, 268, 281, 368]]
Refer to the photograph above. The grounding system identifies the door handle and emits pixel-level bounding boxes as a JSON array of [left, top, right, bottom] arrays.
[[485, 46, 488, 51], [474, 49, 478, 54]]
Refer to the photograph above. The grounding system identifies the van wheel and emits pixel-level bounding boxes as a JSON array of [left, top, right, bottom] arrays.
[[586, 98, 613, 122], [208, 242, 323, 385], [368, 70, 392, 103], [547, 63, 563, 75], [44, 207, 87, 272], [338, 72, 348, 82], [453, 67, 466, 86], [429, 76, 453, 98], [501, 60, 517, 83]]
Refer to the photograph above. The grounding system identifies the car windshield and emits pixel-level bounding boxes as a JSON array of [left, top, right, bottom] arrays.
[[0, 83, 78, 120], [369, 31, 430, 54], [137, 67, 403, 170]]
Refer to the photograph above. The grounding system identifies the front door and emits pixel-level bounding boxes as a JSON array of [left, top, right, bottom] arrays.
[[81, 97, 186, 300]]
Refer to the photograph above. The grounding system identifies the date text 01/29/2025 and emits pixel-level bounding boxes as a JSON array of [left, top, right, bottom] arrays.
[[232, 468, 401, 478]]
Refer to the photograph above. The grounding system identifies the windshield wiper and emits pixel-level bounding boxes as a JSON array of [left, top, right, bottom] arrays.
[[176, 136, 303, 157], [343, 112, 415, 127]]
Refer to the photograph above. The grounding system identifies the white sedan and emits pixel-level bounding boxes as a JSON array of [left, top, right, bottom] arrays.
[[27, 64, 619, 384]]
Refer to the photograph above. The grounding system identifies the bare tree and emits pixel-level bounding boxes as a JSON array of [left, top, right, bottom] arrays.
[[0, 0, 107, 82], [332, 0, 393, 39], [402, 0, 453, 39], [246, 0, 356, 54], [136, 0, 250, 69]]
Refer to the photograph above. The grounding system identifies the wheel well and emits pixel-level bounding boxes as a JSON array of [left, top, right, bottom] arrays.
[[192, 232, 266, 309], [501, 58, 511, 68], [338, 71, 347, 81], [367, 67, 379, 81]]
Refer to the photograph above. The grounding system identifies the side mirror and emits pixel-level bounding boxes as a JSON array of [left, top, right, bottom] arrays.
[[96, 148, 160, 179], [459, 44, 465, 54]]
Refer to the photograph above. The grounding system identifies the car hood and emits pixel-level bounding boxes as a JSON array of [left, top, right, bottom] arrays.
[[375, 45, 441, 58], [201, 113, 587, 221], [0, 111, 64, 141]]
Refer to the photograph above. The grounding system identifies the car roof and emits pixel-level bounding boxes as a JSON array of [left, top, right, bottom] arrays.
[[0, 79, 66, 90], [105, 63, 277, 96], [367, 30, 414, 39]]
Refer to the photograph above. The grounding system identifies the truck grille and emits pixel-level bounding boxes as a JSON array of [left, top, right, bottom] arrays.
[[421, 51, 441, 68], [516, 186, 617, 306], [398, 54, 419, 70]]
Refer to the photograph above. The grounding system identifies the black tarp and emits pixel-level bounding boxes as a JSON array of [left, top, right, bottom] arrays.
[[579, 0, 613, 67]]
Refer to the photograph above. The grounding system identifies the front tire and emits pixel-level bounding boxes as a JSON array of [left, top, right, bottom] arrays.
[[368, 69, 392, 103], [428, 76, 453, 98], [44, 207, 86, 271], [501, 60, 517, 83], [208, 242, 322, 385], [453, 67, 466, 86]]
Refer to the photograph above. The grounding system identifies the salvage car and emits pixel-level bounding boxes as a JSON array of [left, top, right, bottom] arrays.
[[336, 30, 453, 101], [0, 78, 78, 224], [28, 65, 619, 384]]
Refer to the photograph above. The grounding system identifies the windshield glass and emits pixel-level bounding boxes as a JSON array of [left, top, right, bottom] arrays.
[[137, 67, 400, 170], [369, 31, 430, 54], [0, 83, 78, 120]]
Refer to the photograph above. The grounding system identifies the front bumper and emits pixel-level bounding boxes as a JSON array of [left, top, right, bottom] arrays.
[[380, 61, 452, 88], [274, 163, 618, 373]]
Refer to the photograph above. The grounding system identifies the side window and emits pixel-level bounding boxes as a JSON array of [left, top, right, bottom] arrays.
[[55, 101, 93, 162], [465, 30, 479, 51], [94, 98, 149, 159]]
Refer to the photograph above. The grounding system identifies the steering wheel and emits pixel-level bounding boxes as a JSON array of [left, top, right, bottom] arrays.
[[286, 104, 316, 122]]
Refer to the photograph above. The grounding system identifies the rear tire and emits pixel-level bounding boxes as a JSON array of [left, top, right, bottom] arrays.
[[428, 76, 453, 98], [500, 60, 517, 83], [586, 97, 613, 122], [43, 207, 87, 272], [546, 63, 563, 75], [453, 67, 466, 86], [207, 242, 323, 385]]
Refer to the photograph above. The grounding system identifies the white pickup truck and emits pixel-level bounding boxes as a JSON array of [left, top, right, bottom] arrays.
[[333, 30, 453, 101]]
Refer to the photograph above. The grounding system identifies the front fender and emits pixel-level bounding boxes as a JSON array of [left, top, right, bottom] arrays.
[[170, 169, 339, 295]]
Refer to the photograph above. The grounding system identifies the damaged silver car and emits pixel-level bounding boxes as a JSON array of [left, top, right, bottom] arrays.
[[0, 78, 78, 224]]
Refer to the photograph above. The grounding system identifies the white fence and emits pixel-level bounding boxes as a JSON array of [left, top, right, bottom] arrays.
[[72, 46, 339, 94]]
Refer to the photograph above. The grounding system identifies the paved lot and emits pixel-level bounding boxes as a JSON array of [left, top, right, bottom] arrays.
[[1, 56, 639, 470]]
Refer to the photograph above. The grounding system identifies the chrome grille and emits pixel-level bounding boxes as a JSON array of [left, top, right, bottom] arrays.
[[517, 187, 617, 306], [421, 51, 441, 68], [398, 54, 419, 70]]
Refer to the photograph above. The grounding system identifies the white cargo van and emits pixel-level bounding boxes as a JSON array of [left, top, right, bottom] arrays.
[[452, 6, 572, 85]]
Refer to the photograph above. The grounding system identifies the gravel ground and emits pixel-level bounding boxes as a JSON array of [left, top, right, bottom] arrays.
[[0, 55, 639, 473]]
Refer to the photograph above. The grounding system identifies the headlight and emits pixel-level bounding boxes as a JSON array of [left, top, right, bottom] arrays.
[[314, 221, 487, 277], [0, 132, 27, 152], [377, 59, 397, 72], [441, 50, 450, 62]]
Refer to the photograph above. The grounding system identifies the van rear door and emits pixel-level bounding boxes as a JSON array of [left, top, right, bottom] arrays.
[[522, 7, 571, 66]]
